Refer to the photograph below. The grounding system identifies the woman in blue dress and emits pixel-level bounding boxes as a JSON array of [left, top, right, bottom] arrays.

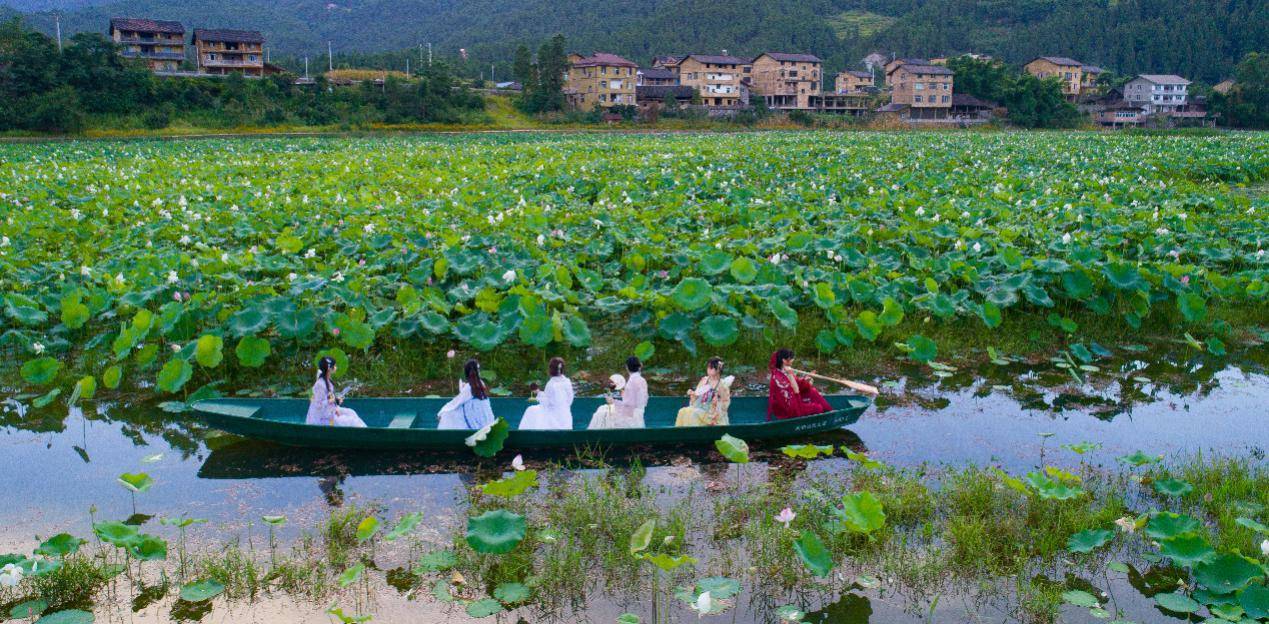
[[437, 358, 496, 429]]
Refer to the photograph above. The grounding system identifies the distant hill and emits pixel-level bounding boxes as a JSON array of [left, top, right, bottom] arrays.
[[7, 0, 1265, 82]]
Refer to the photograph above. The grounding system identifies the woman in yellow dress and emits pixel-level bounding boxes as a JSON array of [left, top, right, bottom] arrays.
[[675, 357, 734, 427]]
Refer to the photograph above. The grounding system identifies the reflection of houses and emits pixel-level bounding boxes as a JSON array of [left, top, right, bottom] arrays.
[[1024, 56, 1085, 100], [677, 54, 752, 108], [635, 85, 696, 115], [109, 18, 185, 72], [564, 52, 638, 111], [193, 29, 265, 76], [885, 62, 953, 119], [835, 70, 874, 94], [750, 52, 822, 110], [636, 67, 678, 86]]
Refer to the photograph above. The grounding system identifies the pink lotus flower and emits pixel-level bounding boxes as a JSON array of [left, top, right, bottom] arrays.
[[173, 292, 182, 301], [775, 507, 796, 527], [332, 328, 341, 336], [1180, 275, 1190, 285], [446, 349, 456, 359], [359, 259, 366, 266]]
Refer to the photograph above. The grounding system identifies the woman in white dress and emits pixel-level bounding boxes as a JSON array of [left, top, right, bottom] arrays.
[[519, 357, 574, 430], [437, 359, 497, 430], [588, 356, 648, 429], [306, 356, 367, 428]]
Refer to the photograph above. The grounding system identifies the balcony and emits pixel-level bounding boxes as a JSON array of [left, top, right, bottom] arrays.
[[118, 37, 183, 45], [202, 58, 263, 68], [122, 50, 185, 61]]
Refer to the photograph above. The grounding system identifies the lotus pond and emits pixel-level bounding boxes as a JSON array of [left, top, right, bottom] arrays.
[[1, 130, 1267, 623]]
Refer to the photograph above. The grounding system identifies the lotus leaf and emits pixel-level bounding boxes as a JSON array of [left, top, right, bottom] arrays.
[[1061, 590, 1101, 608], [1194, 553, 1263, 594], [670, 278, 713, 311], [629, 519, 655, 555], [33, 610, 94, 624], [715, 434, 749, 463], [1158, 532, 1216, 567], [414, 550, 458, 573], [837, 491, 886, 534], [156, 359, 192, 393], [1067, 528, 1115, 554], [792, 530, 833, 578], [1146, 513, 1202, 540], [466, 510, 526, 554], [234, 336, 271, 368], [1153, 478, 1194, 498], [21, 357, 60, 386], [1153, 591, 1199, 614], [178, 579, 225, 602], [35, 534, 84, 558], [481, 469, 539, 498], [493, 582, 531, 604], [642, 553, 697, 572]]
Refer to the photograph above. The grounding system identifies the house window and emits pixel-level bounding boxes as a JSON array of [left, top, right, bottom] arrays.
[[914, 95, 922, 103], [942, 95, 949, 103], [915, 83, 924, 90]]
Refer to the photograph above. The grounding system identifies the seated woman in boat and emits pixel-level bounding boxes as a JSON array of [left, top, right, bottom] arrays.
[[305, 356, 367, 428], [675, 357, 734, 427], [767, 348, 832, 420], [588, 356, 648, 429], [436, 359, 497, 430], [519, 357, 575, 430]]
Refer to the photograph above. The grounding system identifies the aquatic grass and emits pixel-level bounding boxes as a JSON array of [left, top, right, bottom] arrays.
[[1145, 453, 1269, 554]]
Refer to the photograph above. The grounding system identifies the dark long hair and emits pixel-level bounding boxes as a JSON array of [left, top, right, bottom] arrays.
[[773, 349, 794, 370], [548, 357, 565, 377], [707, 357, 724, 374], [317, 356, 336, 395], [464, 359, 488, 400]]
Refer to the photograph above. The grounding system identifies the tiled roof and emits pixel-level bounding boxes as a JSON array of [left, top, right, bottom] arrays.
[[571, 52, 638, 68], [951, 93, 996, 108], [636, 85, 696, 100], [1081, 65, 1105, 73], [193, 28, 264, 44], [1135, 74, 1191, 85], [637, 67, 677, 80], [110, 18, 184, 34], [760, 52, 822, 63], [843, 70, 872, 79], [898, 64, 954, 75], [652, 55, 685, 66], [686, 54, 750, 66], [1030, 56, 1083, 67]]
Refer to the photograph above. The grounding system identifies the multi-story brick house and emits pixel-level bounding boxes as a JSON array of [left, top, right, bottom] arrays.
[[677, 54, 752, 108], [636, 67, 678, 86], [563, 52, 638, 111], [886, 62, 954, 119], [835, 70, 874, 94], [193, 29, 265, 76], [109, 18, 185, 72], [750, 52, 822, 110], [882, 57, 927, 82], [1122, 74, 1191, 114], [1080, 65, 1105, 92], [1024, 56, 1085, 100]]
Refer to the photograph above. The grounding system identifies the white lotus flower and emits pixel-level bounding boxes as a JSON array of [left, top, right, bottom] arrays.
[[332, 272, 344, 283], [287, 272, 298, 281], [32, 342, 44, 354], [0, 563, 22, 587], [914, 207, 925, 216], [0, 236, 8, 246], [1062, 233, 1072, 245], [179, 235, 191, 245], [502, 270, 516, 283], [80, 265, 91, 277], [693, 591, 713, 616], [511, 455, 525, 471], [166, 270, 179, 284], [465, 421, 495, 447], [1261, 539, 1268, 557], [363, 223, 375, 234], [775, 507, 796, 528], [305, 249, 316, 259], [972, 242, 982, 253]]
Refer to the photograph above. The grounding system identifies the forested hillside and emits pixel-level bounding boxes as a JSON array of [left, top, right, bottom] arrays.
[[8, 0, 1266, 81]]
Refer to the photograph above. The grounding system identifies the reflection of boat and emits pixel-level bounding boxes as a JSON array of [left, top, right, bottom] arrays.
[[198, 428, 869, 480], [192, 396, 870, 450]]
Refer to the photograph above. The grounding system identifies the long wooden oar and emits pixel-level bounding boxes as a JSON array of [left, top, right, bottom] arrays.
[[788, 368, 880, 396]]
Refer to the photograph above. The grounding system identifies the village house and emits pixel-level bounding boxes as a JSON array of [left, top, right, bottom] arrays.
[[677, 54, 752, 108], [636, 67, 678, 86], [883, 57, 927, 79], [1080, 65, 1105, 92], [193, 29, 265, 76], [1024, 57, 1085, 100], [885, 62, 954, 119], [635, 84, 697, 117], [834, 70, 874, 94], [1095, 101, 1147, 128], [563, 52, 638, 111], [109, 18, 185, 72], [1123, 74, 1190, 114], [750, 52, 822, 110]]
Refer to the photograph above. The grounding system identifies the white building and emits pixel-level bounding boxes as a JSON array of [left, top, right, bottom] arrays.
[[1123, 74, 1191, 114]]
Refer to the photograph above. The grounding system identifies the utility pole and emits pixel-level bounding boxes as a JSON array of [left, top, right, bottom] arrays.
[[427, 42, 432, 66], [54, 13, 62, 51], [406, 57, 410, 75], [490, 64, 495, 84], [304, 56, 309, 79], [328, 41, 333, 71]]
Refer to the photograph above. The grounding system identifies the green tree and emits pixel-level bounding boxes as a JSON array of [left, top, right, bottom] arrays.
[[1212, 52, 1269, 128]]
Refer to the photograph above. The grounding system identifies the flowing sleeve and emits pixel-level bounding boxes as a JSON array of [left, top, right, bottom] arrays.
[[768, 371, 797, 419], [617, 375, 647, 410], [438, 381, 472, 418]]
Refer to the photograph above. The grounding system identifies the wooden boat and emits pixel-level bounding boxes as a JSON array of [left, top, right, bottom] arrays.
[[192, 395, 870, 450]]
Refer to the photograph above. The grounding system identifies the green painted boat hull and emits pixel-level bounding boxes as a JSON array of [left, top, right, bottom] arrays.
[[192, 395, 870, 450]]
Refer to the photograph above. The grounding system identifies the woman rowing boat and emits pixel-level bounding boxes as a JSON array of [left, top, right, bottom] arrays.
[[767, 348, 832, 420]]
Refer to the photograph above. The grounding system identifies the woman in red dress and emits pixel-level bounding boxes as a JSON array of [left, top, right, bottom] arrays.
[[767, 349, 833, 420]]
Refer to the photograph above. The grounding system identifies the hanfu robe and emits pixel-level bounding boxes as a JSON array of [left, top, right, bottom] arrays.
[[767, 354, 832, 420], [306, 376, 367, 428], [675, 375, 734, 427], [436, 380, 497, 430], [588, 371, 648, 429], [519, 375, 574, 430]]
